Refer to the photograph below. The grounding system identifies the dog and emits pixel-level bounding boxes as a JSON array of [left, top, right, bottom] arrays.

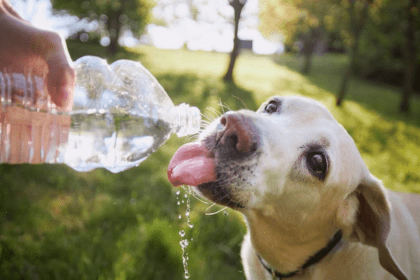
[[168, 96, 420, 279]]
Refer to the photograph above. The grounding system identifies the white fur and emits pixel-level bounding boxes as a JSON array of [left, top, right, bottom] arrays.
[[198, 96, 420, 280]]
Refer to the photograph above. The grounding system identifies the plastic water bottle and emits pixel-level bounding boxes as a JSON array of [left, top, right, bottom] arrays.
[[0, 56, 201, 173]]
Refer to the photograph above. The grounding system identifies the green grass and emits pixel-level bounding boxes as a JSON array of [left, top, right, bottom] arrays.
[[1, 43, 420, 279]]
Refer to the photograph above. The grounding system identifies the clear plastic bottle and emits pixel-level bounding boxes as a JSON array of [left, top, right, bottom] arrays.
[[0, 56, 201, 173]]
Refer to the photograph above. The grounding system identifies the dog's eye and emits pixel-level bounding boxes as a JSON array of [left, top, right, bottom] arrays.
[[306, 152, 328, 180], [264, 101, 279, 114]]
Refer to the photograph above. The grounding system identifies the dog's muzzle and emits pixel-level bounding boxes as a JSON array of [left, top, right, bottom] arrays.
[[168, 111, 260, 209], [213, 112, 258, 161]]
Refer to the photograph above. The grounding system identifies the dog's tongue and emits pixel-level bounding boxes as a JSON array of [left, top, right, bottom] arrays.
[[168, 143, 217, 187]]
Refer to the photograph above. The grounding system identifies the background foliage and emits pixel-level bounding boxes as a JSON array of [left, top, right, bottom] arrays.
[[355, 0, 420, 91], [259, 0, 419, 111], [51, 0, 154, 54]]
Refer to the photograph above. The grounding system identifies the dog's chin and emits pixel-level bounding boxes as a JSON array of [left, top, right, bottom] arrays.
[[196, 181, 247, 209]]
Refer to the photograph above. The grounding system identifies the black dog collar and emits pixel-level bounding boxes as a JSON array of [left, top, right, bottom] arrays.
[[257, 230, 343, 279]]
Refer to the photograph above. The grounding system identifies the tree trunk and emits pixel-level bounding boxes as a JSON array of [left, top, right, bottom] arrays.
[[108, 36, 119, 56], [400, 0, 417, 113], [301, 29, 319, 75], [223, 0, 245, 83], [302, 48, 314, 74], [107, 13, 122, 56], [223, 28, 240, 82], [336, 39, 359, 106], [336, 0, 371, 106]]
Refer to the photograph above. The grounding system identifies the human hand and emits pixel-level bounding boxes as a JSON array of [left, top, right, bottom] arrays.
[[0, 0, 75, 110], [0, 0, 74, 163]]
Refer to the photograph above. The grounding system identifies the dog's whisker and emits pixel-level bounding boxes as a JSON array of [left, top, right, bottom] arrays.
[[217, 99, 227, 114], [180, 184, 197, 194], [202, 109, 216, 120], [232, 96, 248, 110], [201, 115, 214, 125], [205, 206, 228, 216], [218, 100, 233, 113], [200, 124, 210, 132], [201, 112, 214, 122], [205, 107, 222, 120], [200, 119, 211, 126], [191, 191, 211, 204], [179, 185, 212, 205], [183, 134, 199, 143], [180, 185, 191, 193], [205, 203, 217, 213]]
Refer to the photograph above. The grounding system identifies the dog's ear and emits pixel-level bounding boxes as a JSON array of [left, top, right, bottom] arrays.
[[351, 175, 407, 280]]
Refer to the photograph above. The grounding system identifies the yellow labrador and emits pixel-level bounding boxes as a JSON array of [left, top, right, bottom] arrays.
[[168, 96, 420, 280]]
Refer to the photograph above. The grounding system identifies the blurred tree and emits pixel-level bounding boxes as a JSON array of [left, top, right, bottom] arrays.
[[259, 0, 343, 74], [51, 0, 154, 55], [346, 0, 420, 112], [336, 0, 373, 106], [400, 0, 418, 113], [223, 0, 247, 83]]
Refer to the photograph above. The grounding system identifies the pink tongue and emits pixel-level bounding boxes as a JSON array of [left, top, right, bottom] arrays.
[[168, 143, 217, 187]]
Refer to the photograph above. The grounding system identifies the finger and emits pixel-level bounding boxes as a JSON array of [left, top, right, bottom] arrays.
[[46, 62, 75, 111], [43, 33, 75, 111], [2, 0, 25, 20]]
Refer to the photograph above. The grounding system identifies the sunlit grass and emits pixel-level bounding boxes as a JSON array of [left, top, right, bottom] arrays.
[[1, 43, 419, 279]]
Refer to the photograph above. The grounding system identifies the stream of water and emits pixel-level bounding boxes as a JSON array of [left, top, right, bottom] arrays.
[[177, 187, 194, 279]]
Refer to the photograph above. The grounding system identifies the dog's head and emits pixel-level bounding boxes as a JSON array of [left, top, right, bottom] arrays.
[[168, 96, 407, 279], [169, 96, 368, 211]]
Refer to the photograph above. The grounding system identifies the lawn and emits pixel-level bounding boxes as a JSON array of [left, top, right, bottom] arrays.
[[1, 42, 419, 280]]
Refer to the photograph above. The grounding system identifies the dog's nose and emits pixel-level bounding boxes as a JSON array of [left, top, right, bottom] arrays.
[[217, 112, 257, 154]]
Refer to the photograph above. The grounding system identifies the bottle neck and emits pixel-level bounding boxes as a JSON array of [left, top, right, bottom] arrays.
[[168, 103, 201, 137]]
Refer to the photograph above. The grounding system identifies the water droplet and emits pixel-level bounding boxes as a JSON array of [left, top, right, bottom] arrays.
[[180, 239, 190, 250], [130, 198, 136, 205], [177, 186, 193, 279], [223, 210, 228, 216]]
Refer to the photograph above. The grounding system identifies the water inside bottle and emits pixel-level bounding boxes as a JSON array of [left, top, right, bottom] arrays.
[[61, 109, 172, 173], [0, 71, 67, 164]]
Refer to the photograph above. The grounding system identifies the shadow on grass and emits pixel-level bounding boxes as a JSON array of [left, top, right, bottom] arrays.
[[155, 72, 258, 113], [67, 40, 146, 64]]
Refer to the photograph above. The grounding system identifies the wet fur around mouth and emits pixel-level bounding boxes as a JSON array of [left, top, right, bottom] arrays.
[[197, 181, 245, 209], [196, 132, 261, 209]]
